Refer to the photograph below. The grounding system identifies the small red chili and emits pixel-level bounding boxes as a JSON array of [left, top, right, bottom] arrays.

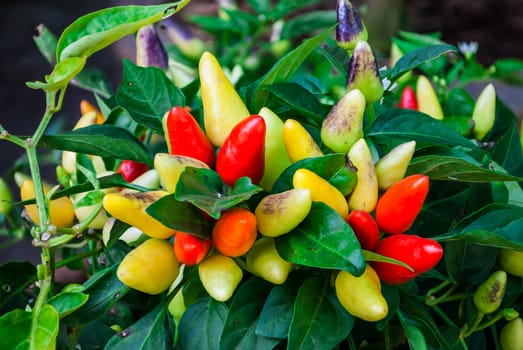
[[346, 210, 380, 251], [399, 85, 418, 110]]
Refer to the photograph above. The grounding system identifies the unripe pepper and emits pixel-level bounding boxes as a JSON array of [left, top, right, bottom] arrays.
[[346, 210, 380, 251], [498, 248, 523, 277], [416, 75, 444, 120], [321, 89, 366, 153], [154, 153, 209, 193], [258, 107, 292, 191], [335, 265, 388, 322], [473, 270, 507, 314], [216, 115, 266, 186], [375, 140, 416, 190], [255, 188, 312, 237], [282, 119, 323, 163], [371, 234, 443, 285], [500, 318, 523, 350], [293, 168, 349, 218], [399, 86, 418, 110], [20, 178, 75, 228], [198, 253, 243, 302], [174, 231, 211, 266], [375, 174, 429, 234], [79, 99, 105, 124], [117, 160, 150, 183], [199, 51, 250, 147], [0, 178, 13, 216], [472, 83, 496, 140], [117, 238, 180, 295], [346, 40, 384, 104], [162, 106, 215, 167], [336, 0, 368, 51], [246, 237, 293, 285], [135, 24, 168, 69], [347, 138, 378, 212], [212, 207, 257, 257]]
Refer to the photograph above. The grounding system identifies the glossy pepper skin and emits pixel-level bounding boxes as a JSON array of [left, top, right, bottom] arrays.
[[174, 231, 212, 265], [212, 207, 257, 257], [416, 75, 444, 120], [0, 178, 13, 216], [473, 270, 507, 314], [282, 119, 323, 163], [399, 86, 418, 110], [500, 318, 523, 350], [346, 40, 384, 104], [246, 237, 293, 285], [472, 83, 496, 140], [346, 210, 380, 251], [347, 138, 378, 212], [199, 51, 250, 147], [216, 115, 266, 186], [498, 248, 523, 277], [162, 106, 215, 167], [198, 253, 243, 302], [375, 174, 429, 235], [371, 234, 443, 285], [117, 160, 149, 183], [375, 140, 416, 190], [336, 0, 368, 51]]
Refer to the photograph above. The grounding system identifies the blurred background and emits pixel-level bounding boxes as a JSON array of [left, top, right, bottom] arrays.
[[1, 0, 522, 263]]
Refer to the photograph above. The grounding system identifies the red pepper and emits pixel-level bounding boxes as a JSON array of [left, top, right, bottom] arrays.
[[162, 106, 215, 167], [371, 234, 443, 285], [174, 231, 212, 266], [399, 86, 418, 110], [117, 160, 149, 182], [216, 115, 266, 186], [346, 210, 380, 251], [375, 174, 429, 235]]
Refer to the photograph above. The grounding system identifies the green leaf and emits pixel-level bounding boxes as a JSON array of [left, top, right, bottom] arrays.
[[270, 0, 323, 20], [444, 240, 497, 285], [105, 303, 171, 349], [56, 1, 190, 61], [72, 66, 113, 98], [492, 120, 523, 177], [47, 292, 89, 318], [281, 10, 336, 39], [275, 202, 365, 275], [248, 26, 334, 112], [26, 57, 86, 91], [174, 167, 263, 219], [369, 108, 477, 149], [406, 155, 522, 182], [33, 24, 58, 65], [287, 276, 354, 350], [178, 297, 228, 350], [0, 261, 36, 313], [39, 124, 151, 164], [272, 153, 357, 196], [397, 310, 428, 350], [220, 277, 280, 350], [146, 194, 214, 239], [116, 59, 185, 133], [492, 58, 523, 85]]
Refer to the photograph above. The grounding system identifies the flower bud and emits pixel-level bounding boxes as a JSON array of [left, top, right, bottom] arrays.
[[336, 0, 368, 51], [136, 25, 168, 69]]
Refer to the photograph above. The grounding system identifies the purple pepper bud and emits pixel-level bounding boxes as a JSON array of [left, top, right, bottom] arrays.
[[336, 0, 368, 51], [346, 40, 384, 104], [136, 25, 168, 69], [157, 19, 205, 61]]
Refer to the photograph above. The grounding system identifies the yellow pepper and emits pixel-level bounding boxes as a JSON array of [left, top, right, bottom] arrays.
[[198, 253, 243, 302], [416, 75, 444, 120], [246, 237, 293, 285], [283, 119, 323, 163], [472, 83, 496, 140], [347, 138, 378, 212], [154, 153, 209, 193], [375, 140, 416, 190]]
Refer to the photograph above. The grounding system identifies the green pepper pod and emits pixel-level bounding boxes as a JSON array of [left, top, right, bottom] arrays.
[[346, 40, 384, 104], [500, 318, 523, 350], [473, 270, 507, 314], [472, 83, 496, 140]]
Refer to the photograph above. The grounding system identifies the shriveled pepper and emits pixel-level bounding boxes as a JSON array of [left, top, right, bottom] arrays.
[[154, 153, 209, 193], [473, 270, 507, 314], [212, 207, 257, 257], [246, 237, 293, 285], [174, 231, 211, 266], [346, 40, 384, 104], [198, 253, 243, 302], [321, 88, 366, 153], [416, 75, 444, 120], [347, 138, 378, 212], [215, 115, 266, 186], [375, 140, 416, 190], [336, 0, 368, 51], [371, 234, 443, 285], [399, 86, 418, 110], [346, 210, 380, 251], [162, 106, 215, 167], [282, 119, 323, 163], [375, 174, 429, 234], [472, 83, 496, 140], [293, 168, 349, 218], [199, 51, 250, 147]]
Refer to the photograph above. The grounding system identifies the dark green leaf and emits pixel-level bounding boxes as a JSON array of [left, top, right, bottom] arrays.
[[72, 66, 113, 98], [246, 0, 271, 14], [270, 0, 323, 20], [174, 167, 263, 219], [272, 153, 357, 196], [105, 303, 171, 349], [77, 320, 117, 350], [47, 292, 89, 318], [287, 276, 354, 350], [178, 297, 228, 350], [397, 310, 428, 350], [281, 10, 336, 39], [444, 240, 497, 285], [56, 1, 189, 61], [116, 59, 185, 133], [275, 202, 365, 275], [39, 124, 151, 164], [0, 261, 36, 312], [444, 88, 474, 118], [440, 116, 474, 136], [376, 285, 400, 331], [220, 277, 280, 350], [492, 58, 523, 85], [492, 120, 523, 178], [146, 194, 214, 239]]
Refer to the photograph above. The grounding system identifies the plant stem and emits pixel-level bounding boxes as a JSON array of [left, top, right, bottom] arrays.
[[55, 247, 103, 268]]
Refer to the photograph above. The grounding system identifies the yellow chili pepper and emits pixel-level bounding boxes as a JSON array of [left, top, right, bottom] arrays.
[[472, 83, 496, 140], [375, 140, 416, 190], [416, 75, 444, 120], [347, 138, 378, 212], [283, 119, 323, 163], [154, 153, 209, 193]]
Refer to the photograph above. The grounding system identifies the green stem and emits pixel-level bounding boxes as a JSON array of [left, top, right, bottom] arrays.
[[461, 311, 485, 338], [365, 104, 377, 127], [431, 304, 457, 327], [55, 247, 103, 269]]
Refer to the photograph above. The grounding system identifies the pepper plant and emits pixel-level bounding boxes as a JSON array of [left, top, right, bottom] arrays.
[[1, 0, 523, 349]]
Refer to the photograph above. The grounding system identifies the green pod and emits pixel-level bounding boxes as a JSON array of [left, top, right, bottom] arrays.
[[246, 237, 293, 285], [0, 178, 13, 216], [498, 248, 523, 277], [346, 40, 384, 104], [321, 89, 366, 153], [472, 83, 496, 140], [500, 318, 523, 350], [473, 270, 507, 314], [198, 254, 243, 302]]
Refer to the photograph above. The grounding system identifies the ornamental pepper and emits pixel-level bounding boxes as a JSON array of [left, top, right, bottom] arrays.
[[117, 160, 150, 183], [472, 83, 496, 140], [174, 231, 212, 266], [500, 318, 523, 350], [216, 115, 266, 186], [282, 119, 323, 163], [212, 207, 257, 257], [399, 86, 418, 110], [473, 270, 507, 314], [154, 153, 209, 193], [371, 234, 443, 285], [346, 40, 384, 104], [246, 237, 293, 285], [162, 106, 215, 167], [347, 138, 379, 212], [135, 24, 168, 69], [498, 248, 523, 277], [321, 88, 366, 153], [0, 177, 13, 216], [199, 51, 250, 147], [375, 140, 416, 190], [336, 0, 368, 52], [198, 253, 243, 302], [346, 210, 380, 251], [375, 174, 429, 234], [416, 75, 444, 120], [79, 99, 105, 124]]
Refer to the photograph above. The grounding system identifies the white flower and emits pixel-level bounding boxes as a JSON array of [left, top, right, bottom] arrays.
[[379, 65, 397, 92], [457, 41, 478, 60]]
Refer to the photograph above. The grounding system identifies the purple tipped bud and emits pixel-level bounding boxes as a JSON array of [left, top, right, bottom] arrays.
[[336, 0, 368, 51], [346, 40, 384, 104], [136, 25, 168, 69]]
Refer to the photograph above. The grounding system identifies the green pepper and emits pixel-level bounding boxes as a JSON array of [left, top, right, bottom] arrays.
[[0, 177, 13, 216], [498, 248, 523, 277], [473, 270, 507, 314], [500, 318, 523, 350], [346, 40, 384, 104], [246, 237, 293, 285]]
